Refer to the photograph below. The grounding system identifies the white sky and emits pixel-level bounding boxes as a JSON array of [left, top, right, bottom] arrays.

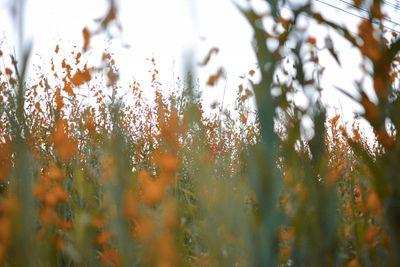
[[1, 0, 400, 132]]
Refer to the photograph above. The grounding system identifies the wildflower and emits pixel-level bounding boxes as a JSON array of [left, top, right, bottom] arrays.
[[53, 120, 77, 161], [92, 217, 107, 229], [96, 231, 112, 246], [0, 141, 11, 181], [367, 192, 382, 214], [123, 190, 138, 219], [346, 258, 361, 267], [134, 216, 155, 241], [100, 248, 122, 267], [141, 180, 165, 206], [163, 201, 179, 229], [157, 231, 178, 267]]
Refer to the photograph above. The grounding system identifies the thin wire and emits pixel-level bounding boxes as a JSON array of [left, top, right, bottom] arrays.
[[334, 0, 369, 13], [383, 0, 400, 11], [384, 0, 399, 4], [315, 0, 400, 34], [333, 0, 400, 28], [315, 0, 367, 20]]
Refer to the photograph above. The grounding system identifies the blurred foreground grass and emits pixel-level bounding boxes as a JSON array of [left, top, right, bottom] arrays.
[[1, 0, 400, 266]]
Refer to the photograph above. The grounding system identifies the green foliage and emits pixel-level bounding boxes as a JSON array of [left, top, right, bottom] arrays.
[[0, 0, 400, 266]]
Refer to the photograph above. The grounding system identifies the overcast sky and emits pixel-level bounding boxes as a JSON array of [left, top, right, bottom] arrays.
[[1, 0, 400, 130]]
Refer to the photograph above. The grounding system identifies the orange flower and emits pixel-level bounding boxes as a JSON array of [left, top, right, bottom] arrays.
[[159, 152, 179, 173], [82, 27, 91, 52], [283, 171, 293, 184], [100, 248, 121, 267], [280, 196, 288, 205], [346, 258, 361, 267], [0, 141, 11, 181], [346, 203, 353, 218], [57, 141, 77, 161], [365, 224, 380, 243], [53, 120, 77, 161], [134, 216, 155, 242], [44, 191, 58, 206], [63, 82, 75, 97], [141, 180, 165, 205], [33, 183, 48, 201], [280, 226, 295, 241], [96, 231, 112, 246], [61, 220, 73, 230], [4, 68, 12, 76], [345, 231, 351, 238], [163, 201, 179, 229], [0, 217, 12, 244], [47, 164, 64, 180], [92, 217, 107, 229], [157, 231, 178, 267], [138, 170, 165, 206], [354, 184, 363, 204], [84, 117, 96, 135], [327, 169, 338, 185], [159, 173, 175, 185], [70, 65, 91, 86], [207, 68, 224, 86], [367, 191, 382, 214], [55, 88, 64, 111], [123, 190, 138, 219], [307, 37, 316, 45], [55, 233, 65, 250], [40, 206, 54, 224], [281, 246, 292, 256], [52, 184, 68, 202], [100, 156, 115, 185]]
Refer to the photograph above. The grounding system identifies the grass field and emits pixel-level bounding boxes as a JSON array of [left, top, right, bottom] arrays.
[[0, 0, 400, 266]]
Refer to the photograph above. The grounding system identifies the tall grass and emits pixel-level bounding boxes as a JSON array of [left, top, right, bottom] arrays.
[[0, 0, 400, 266]]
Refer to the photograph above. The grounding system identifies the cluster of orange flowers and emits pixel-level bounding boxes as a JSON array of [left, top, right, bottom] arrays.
[[33, 163, 72, 249], [0, 197, 16, 262], [52, 120, 77, 162], [95, 150, 180, 266]]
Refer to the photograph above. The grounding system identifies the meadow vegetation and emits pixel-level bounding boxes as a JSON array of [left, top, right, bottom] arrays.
[[0, 0, 400, 266]]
